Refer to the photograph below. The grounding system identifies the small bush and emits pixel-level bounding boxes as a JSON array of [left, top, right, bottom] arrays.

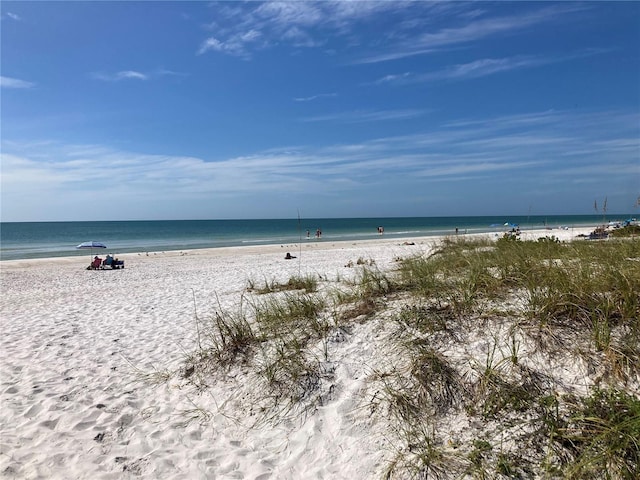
[[249, 274, 318, 294], [190, 307, 257, 372], [538, 235, 561, 243], [610, 225, 640, 237], [254, 292, 327, 340], [550, 388, 640, 479]]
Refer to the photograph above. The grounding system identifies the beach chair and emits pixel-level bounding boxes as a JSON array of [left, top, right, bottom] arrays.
[[90, 257, 102, 269], [101, 255, 124, 269]]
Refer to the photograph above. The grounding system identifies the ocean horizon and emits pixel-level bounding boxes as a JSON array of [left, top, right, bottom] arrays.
[[0, 214, 621, 261]]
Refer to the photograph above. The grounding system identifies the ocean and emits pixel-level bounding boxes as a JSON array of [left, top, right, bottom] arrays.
[[0, 215, 609, 261]]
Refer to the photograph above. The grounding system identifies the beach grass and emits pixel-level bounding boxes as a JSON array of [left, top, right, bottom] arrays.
[[181, 236, 639, 478], [248, 274, 319, 294]]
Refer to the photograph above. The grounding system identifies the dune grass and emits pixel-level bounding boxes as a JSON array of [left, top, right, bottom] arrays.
[[381, 236, 639, 479], [247, 273, 319, 294], [179, 235, 639, 478]]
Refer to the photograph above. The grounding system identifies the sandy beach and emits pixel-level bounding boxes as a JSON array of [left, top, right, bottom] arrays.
[[0, 227, 610, 479]]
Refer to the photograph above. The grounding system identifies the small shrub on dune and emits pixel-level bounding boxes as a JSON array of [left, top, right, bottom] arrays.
[[258, 337, 324, 416], [610, 224, 640, 238], [548, 388, 640, 479], [254, 292, 327, 341], [249, 274, 319, 294], [383, 422, 454, 480], [406, 339, 467, 415], [187, 302, 258, 377]]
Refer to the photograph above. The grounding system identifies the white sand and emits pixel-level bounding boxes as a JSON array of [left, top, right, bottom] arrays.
[[0, 228, 596, 479]]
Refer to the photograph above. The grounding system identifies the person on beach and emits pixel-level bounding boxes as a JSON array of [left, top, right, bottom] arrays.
[[90, 256, 102, 269], [285, 252, 296, 260]]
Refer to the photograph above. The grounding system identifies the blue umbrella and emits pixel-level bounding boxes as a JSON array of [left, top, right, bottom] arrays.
[[76, 241, 107, 264], [77, 241, 107, 250]]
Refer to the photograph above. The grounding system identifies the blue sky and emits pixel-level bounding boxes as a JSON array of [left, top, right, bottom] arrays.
[[1, 1, 639, 222]]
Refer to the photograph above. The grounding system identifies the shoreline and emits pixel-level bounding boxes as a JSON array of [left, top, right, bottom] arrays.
[[1, 216, 612, 263], [0, 226, 595, 270]]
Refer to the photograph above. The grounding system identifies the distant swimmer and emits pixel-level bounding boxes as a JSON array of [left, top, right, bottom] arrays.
[[377, 226, 384, 234]]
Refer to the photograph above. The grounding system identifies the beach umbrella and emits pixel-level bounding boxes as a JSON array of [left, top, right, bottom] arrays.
[[77, 241, 107, 250], [76, 241, 107, 263]]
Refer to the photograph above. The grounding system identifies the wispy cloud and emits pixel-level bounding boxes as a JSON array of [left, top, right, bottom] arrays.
[[355, 4, 589, 64], [91, 70, 149, 82], [90, 69, 186, 82], [5, 12, 21, 21], [301, 109, 427, 123], [417, 5, 576, 48], [197, 1, 417, 58], [154, 68, 188, 78], [293, 93, 337, 102], [374, 56, 543, 84], [1, 76, 35, 89], [371, 72, 413, 85], [196, 1, 591, 72], [3, 109, 636, 220], [197, 29, 263, 58], [5, 109, 635, 190], [374, 49, 606, 85]]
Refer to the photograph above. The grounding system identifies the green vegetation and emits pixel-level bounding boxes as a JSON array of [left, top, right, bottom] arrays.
[[538, 388, 640, 479], [247, 274, 319, 294], [610, 224, 640, 238], [174, 236, 639, 478]]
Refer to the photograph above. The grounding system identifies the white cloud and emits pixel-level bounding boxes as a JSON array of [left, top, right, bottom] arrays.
[[411, 56, 548, 83], [371, 72, 413, 85], [293, 93, 337, 102], [197, 0, 412, 57], [375, 50, 606, 85], [253, 1, 325, 28], [196, 2, 591, 67], [197, 37, 225, 55], [1, 76, 35, 89], [197, 30, 263, 57], [356, 4, 589, 64], [3, 109, 636, 221], [6, 12, 21, 21], [282, 26, 322, 47], [91, 70, 149, 81], [301, 109, 427, 123], [117, 70, 148, 80]]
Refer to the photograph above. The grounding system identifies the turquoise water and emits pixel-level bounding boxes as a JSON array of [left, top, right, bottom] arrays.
[[0, 215, 609, 261]]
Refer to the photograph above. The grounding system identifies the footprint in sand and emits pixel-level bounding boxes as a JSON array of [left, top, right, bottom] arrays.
[[117, 413, 134, 428], [74, 420, 95, 431], [40, 418, 60, 430]]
